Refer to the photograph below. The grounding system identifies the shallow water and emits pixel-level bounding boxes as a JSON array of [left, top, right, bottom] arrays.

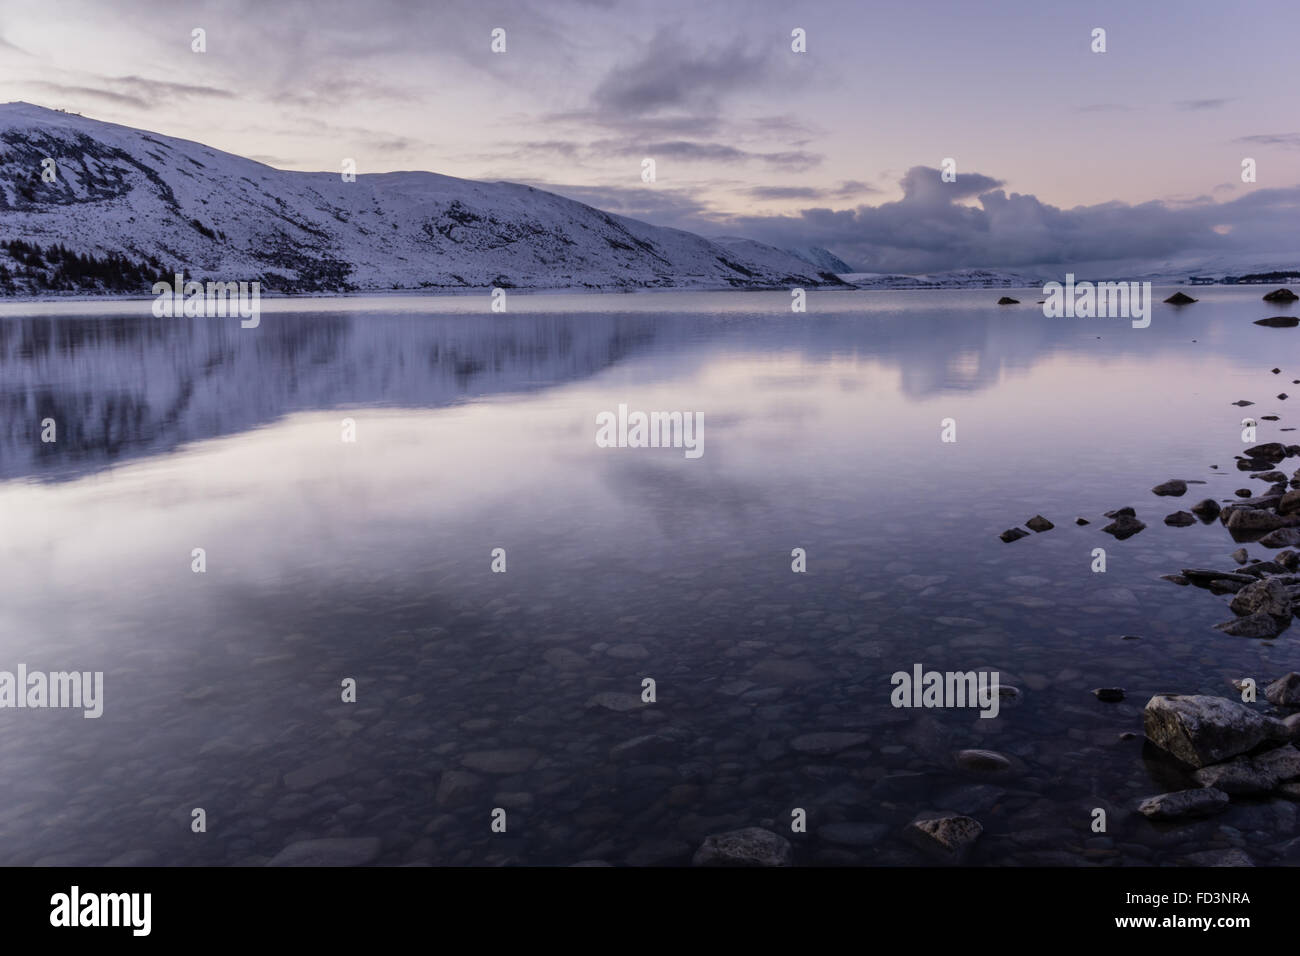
[[1, 287, 1297, 866]]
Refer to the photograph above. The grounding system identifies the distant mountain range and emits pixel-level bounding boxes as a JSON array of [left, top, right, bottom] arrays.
[[844, 269, 1040, 289], [846, 261, 1300, 289], [0, 102, 846, 296]]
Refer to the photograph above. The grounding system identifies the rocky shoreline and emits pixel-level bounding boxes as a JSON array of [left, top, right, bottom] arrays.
[[977, 290, 1300, 866], [635, 682, 1300, 866]]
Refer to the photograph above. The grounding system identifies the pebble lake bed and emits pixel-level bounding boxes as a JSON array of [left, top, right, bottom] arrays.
[[0, 286, 1298, 867]]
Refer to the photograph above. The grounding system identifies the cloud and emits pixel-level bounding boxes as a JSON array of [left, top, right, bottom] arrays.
[[628, 141, 752, 163], [590, 27, 772, 117], [746, 181, 880, 201], [25, 75, 234, 110], [540, 109, 721, 139], [712, 165, 1300, 274], [835, 180, 877, 195], [369, 138, 421, 153], [896, 166, 1003, 202], [1236, 133, 1300, 149], [111, 76, 235, 101], [632, 140, 821, 171], [482, 137, 823, 173], [543, 109, 819, 144], [509, 165, 1298, 278], [24, 83, 150, 109], [528, 181, 715, 225], [746, 186, 827, 201], [503, 140, 583, 161], [0, 34, 30, 56], [245, 154, 299, 167], [1177, 98, 1233, 110]]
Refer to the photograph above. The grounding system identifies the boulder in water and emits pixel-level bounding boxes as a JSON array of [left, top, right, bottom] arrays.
[[692, 828, 793, 867], [1143, 694, 1289, 767], [1263, 288, 1299, 303]]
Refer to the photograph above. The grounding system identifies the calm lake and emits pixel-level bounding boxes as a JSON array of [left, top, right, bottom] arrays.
[[1, 287, 1297, 866]]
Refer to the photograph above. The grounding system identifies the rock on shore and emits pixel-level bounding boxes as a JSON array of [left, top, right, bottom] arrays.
[[905, 812, 983, 861], [1265, 673, 1300, 706], [692, 827, 793, 866], [1143, 694, 1289, 767], [1102, 513, 1146, 539], [1138, 788, 1229, 819], [266, 837, 382, 867]]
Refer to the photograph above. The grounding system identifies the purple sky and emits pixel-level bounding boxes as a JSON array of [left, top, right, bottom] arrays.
[[1, 0, 1297, 271]]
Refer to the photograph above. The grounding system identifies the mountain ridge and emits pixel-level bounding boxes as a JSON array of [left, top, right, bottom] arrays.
[[0, 102, 845, 296]]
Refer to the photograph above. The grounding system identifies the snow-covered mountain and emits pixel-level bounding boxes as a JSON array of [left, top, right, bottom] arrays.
[[0, 102, 845, 295], [713, 237, 853, 276], [782, 245, 853, 274]]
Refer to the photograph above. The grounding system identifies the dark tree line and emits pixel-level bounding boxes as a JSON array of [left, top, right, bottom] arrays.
[[0, 238, 164, 293]]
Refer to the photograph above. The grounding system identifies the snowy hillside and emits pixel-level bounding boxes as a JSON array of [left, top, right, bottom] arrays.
[[0, 103, 844, 295], [713, 237, 852, 276], [782, 245, 853, 274]]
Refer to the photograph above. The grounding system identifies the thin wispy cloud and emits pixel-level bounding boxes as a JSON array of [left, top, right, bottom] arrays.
[[24, 75, 235, 110], [0, 33, 31, 56], [24, 83, 151, 109], [1236, 132, 1300, 149], [473, 137, 822, 175], [589, 27, 774, 118], [745, 181, 880, 201], [627, 140, 821, 171]]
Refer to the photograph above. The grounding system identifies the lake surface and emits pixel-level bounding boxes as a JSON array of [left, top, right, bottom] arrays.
[[1, 287, 1298, 866]]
